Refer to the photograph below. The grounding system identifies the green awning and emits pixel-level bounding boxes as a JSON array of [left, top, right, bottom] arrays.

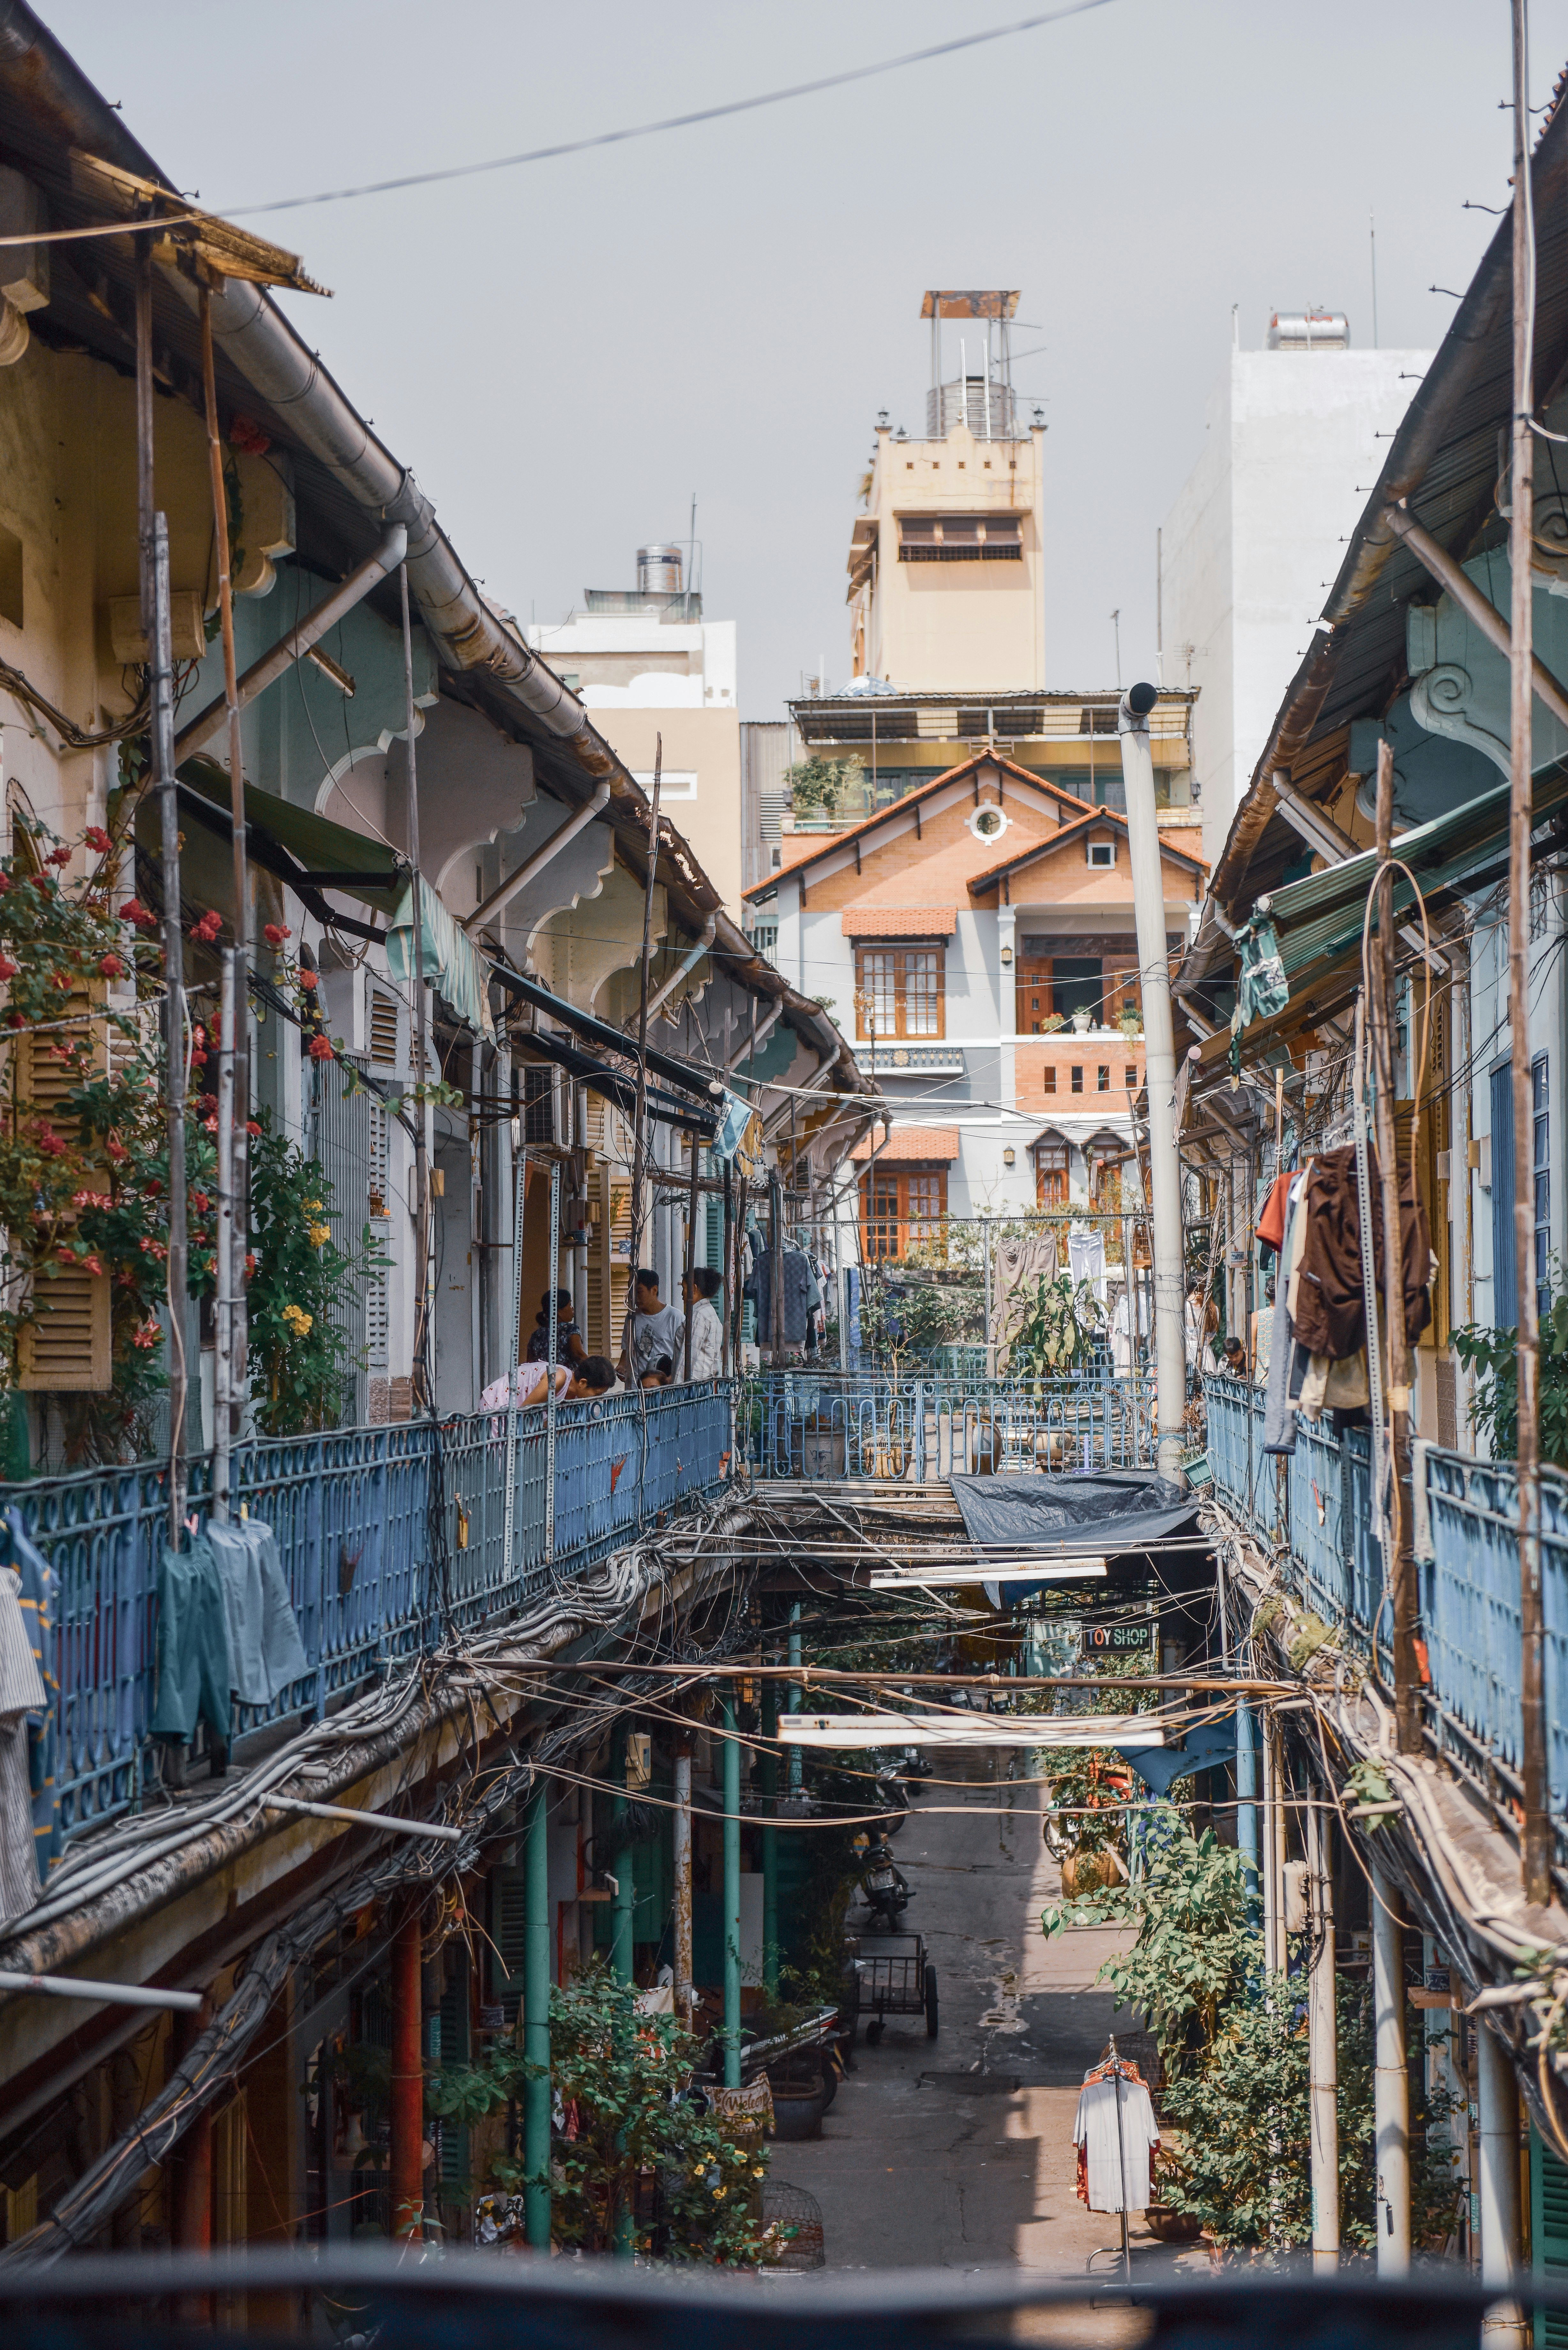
[[1239, 763, 1568, 1005], [178, 755, 408, 916]]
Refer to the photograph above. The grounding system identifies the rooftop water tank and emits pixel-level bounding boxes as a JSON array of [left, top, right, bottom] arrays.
[[1267, 311, 1350, 351], [637, 544, 684, 593]]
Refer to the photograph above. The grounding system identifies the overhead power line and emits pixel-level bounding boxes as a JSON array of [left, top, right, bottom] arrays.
[[222, 0, 1116, 219]]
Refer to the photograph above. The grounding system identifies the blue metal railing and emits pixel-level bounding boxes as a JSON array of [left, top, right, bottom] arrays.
[[1203, 1376, 1568, 1823], [744, 1369, 1154, 1481], [7, 1382, 734, 1848]]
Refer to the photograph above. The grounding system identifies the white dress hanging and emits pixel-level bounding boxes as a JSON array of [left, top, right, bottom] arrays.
[[1073, 2070, 1160, 2212]]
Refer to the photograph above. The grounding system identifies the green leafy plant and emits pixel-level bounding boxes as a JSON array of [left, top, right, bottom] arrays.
[[428, 1962, 769, 2263], [786, 754, 863, 821], [245, 1111, 390, 1435], [1452, 1291, 1568, 1467], [1006, 1272, 1106, 1376]]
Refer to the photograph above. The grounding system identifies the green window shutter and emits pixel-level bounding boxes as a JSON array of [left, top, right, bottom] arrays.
[[1532, 2122, 1568, 2347], [490, 1866, 527, 2026], [705, 1194, 722, 1269], [439, 1953, 471, 2197]]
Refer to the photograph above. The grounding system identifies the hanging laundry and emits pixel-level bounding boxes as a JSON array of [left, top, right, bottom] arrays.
[[844, 1264, 863, 1367], [1293, 1144, 1432, 1361], [150, 1537, 234, 1749], [1067, 1223, 1108, 1301], [1263, 1169, 1311, 1455], [1073, 2060, 1160, 2212], [7, 1509, 60, 1876], [0, 1564, 48, 1927], [1255, 1168, 1294, 1255], [206, 1518, 310, 1709]]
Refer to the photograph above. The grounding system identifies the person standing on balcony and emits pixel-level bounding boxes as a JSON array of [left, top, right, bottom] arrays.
[[525, 1288, 588, 1370], [621, 1268, 685, 1389], [682, 1267, 724, 1382]]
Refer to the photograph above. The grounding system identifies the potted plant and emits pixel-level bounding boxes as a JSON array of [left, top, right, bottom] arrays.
[[1071, 1007, 1093, 1034]]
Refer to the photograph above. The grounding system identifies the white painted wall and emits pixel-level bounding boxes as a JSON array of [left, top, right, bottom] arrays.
[[1160, 344, 1432, 868]]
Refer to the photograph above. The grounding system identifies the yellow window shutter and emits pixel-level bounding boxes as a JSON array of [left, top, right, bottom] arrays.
[[19, 1258, 112, 1390], [11, 984, 104, 1118]]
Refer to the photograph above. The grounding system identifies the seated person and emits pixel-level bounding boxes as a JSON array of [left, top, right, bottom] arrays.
[[1221, 1334, 1247, 1378], [524, 1287, 588, 1368], [681, 1265, 725, 1381], [618, 1267, 685, 1389]]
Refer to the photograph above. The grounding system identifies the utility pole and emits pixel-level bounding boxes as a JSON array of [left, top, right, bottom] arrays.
[[1372, 1864, 1410, 2271], [1369, 739, 1421, 1751], [1119, 682, 1186, 1485], [1510, 0, 1551, 1909], [1307, 1797, 1339, 2270]]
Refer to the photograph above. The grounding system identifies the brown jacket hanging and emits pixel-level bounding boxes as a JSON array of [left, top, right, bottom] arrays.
[[1292, 1143, 1432, 1361]]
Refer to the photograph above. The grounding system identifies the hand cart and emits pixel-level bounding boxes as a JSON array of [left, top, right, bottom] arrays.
[[852, 1931, 939, 2043]]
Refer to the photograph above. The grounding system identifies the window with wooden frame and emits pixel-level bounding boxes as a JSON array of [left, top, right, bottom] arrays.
[[859, 1165, 947, 1260], [1035, 1141, 1068, 1209], [854, 944, 945, 1041]]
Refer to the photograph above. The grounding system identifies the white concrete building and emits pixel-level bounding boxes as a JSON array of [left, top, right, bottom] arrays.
[[525, 547, 743, 912], [1159, 314, 1433, 867]]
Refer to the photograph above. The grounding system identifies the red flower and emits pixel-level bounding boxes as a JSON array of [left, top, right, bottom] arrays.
[[297, 969, 318, 991], [33, 1122, 66, 1158], [0, 957, 17, 983], [190, 1050, 207, 1068], [309, 1034, 335, 1062], [244, 1251, 257, 1279], [119, 899, 157, 932], [83, 827, 111, 855], [46, 845, 72, 868], [98, 953, 126, 979], [105, 1135, 128, 1162], [191, 910, 222, 945], [246, 1120, 261, 1138], [229, 414, 271, 456], [198, 1094, 217, 1116], [0, 873, 11, 892], [263, 923, 291, 948], [81, 1255, 104, 1277], [191, 1189, 210, 1212], [5, 1013, 24, 1029]]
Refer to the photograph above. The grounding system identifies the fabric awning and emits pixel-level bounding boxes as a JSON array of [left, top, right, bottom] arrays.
[[177, 756, 407, 915], [387, 884, 495, 1041], [514, 1025, 718, 1136]]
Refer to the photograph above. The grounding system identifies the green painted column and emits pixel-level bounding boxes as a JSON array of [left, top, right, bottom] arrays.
[[760, 1678, 779, 2001], [723, 1699, 742, 2088], [610, 1723, 633, 1986], [787, 1603, 803, 1794], [523, 1789, 551, 2249]]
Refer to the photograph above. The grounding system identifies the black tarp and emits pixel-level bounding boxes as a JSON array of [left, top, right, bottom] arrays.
[[949, 1469, 1198, 1559]]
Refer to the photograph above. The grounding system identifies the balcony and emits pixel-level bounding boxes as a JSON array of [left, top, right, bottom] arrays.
[[1204, 1375, 1568, 1847], [14, 1383, 735, 1850], [746, 1369, 1152, 1482]]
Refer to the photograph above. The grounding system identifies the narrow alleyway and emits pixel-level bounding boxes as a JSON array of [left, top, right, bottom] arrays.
[[778, 1763, 1196, 2282]]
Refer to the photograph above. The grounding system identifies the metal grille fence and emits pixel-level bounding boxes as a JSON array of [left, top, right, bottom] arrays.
[[7, 1382, 734, 1847], [745, 1370, 1153, 1482]]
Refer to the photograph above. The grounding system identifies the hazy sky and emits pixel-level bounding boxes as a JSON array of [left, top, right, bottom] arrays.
[[41, 0, 1568, 712]]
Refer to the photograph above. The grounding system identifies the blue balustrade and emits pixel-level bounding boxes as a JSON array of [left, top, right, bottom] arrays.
[[744, 1369, 1154, 1481], [3, 1382, 734, 1849]]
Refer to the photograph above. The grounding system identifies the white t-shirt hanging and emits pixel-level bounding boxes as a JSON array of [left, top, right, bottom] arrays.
[[1072, 2071, 1160, 2211]]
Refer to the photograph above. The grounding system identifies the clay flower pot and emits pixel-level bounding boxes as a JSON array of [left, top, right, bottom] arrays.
[[1059, 1848, 1120, 1897]]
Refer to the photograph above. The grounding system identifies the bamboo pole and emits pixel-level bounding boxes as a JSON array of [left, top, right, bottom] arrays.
[[1369, 739, 1421, 1751], [1510, 0, 1551, 1908]]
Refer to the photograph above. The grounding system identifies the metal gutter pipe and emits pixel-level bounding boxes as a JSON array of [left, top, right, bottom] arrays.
[[1120, 681, 1187, 1488], [763, 1041, 843, 1140], [1380, 504, 1568, 732], [464, 781, 611, 936], [173, 521, 407, 762], [637, 914, 717, 1027]]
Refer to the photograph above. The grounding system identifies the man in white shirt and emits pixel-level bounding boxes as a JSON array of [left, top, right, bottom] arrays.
[[620, 1268, 685, 1389], [682, 1267, 724, 1381]]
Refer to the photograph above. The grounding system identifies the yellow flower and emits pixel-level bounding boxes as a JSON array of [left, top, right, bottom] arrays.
[[308, 1221, 332, 1247], [303, 1198, 322, 1215], [282, 1303, 313, 1339], [711, 2185, 727, 2199]]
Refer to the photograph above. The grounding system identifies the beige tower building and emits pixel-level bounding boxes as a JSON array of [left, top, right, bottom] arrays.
[[850, 291, 1046, 692]]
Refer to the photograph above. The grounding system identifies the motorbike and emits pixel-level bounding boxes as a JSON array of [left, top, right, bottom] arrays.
[[859, 1834, 914, 1931]]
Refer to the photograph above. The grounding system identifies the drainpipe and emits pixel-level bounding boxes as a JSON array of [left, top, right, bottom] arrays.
[[464, 781, 611, 936], [523, 1788, 551, 2251], [727, 1001, 784, 1075], [172, 523, 407, 762], [1372, 1862, 1410, 2273], [673, 1746, 694, 2027], [635, 914, 717, 1028], [722, 1698, 742, 2090], [1235, 1700, 1259, 1906], [1119, 681, 1187, 1486], [760, 1686, 779, 2003]]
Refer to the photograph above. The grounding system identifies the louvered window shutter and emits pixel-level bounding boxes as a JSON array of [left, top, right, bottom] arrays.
[[1532, 2122, 1568, 2346], [14, 991, 111, 1391], [490, 1865, 527, 2026]]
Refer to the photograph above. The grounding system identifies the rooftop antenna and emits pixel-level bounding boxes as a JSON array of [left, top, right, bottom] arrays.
[[1111, 608, 1122, 689], [1232, 302, 1240, 350], [688, 492, 697, 611], [1369, 213, 1379, 349]]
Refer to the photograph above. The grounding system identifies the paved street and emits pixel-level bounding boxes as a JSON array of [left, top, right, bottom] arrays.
[[777, 1763, 1198, 2290]]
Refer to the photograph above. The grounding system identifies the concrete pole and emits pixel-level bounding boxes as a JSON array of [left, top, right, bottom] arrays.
[[673, 1746, 694, 2024], [722, 1700, 742, 2088], [1477, 2021, 1527, 2345], [1118, 682, 1186, 1486], [1261, 1713, 1278, 1974], [787, 1603, 803, 1795], [1307, 1798, 1339, 2269], [760, 1680, 779, 2000], [389, 1903, 424, 2240], [1236, 1699, 1260, 1908], [1371, 1863, 1410, 2273], [610, 1725, 633, 1987], [523, 1791, 552, 2250]]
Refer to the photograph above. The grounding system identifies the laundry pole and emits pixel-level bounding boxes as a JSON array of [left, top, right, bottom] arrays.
[[1118, 681, 1186, 1486]]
